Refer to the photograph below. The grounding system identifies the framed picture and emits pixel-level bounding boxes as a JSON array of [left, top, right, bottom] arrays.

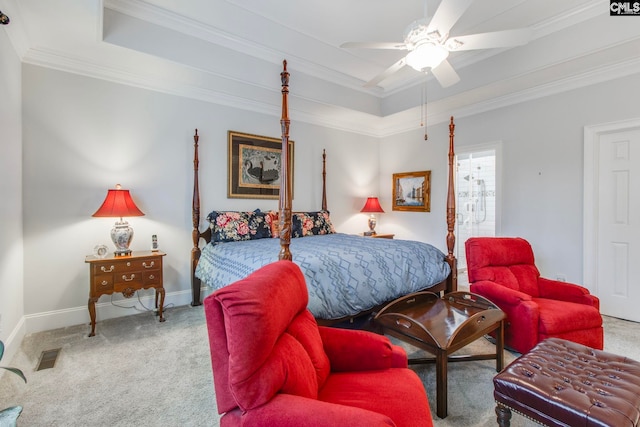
[[228, 131, 294, 199], [392, 171, 431, 212]]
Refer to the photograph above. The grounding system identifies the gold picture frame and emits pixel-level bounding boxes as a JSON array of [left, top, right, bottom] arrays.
[[227, 131, 294, 199], [392, 171, 431, 212]]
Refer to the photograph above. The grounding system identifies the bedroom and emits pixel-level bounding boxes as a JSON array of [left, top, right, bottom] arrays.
[[1, 0, 640, 422]]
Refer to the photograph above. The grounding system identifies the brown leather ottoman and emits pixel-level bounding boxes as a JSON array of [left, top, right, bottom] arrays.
[[493, 338, 640, 427]]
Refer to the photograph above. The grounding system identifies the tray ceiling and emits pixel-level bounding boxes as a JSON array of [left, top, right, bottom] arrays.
[[2, 0, 640, 136]]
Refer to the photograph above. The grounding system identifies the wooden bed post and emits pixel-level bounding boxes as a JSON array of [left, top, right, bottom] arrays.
[[322, 149, 327, 211], [279, 60, 293, 261], [191, 129, 203, 306], [446, 116, 458, 293]]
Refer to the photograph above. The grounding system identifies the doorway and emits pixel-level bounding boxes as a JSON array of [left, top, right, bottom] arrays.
[[584, 118, 640, 321], [456, 144, 500, 274]]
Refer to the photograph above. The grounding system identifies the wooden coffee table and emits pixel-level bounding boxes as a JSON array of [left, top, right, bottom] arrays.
[[374, 291, 505, 418]]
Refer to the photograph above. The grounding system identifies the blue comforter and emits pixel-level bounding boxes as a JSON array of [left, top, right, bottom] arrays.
[[195, 233, 450, 320]]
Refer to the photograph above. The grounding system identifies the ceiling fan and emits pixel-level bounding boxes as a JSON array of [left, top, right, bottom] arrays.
[[341, 0, 533, 88]]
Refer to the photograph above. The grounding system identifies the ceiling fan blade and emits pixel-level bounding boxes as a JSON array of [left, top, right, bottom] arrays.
[[340, 42, 407, 50], [448, 28, 533, 51], [431, 59, 460, 88], [364, 58, 406, 87], [427, 0, 474, 38]]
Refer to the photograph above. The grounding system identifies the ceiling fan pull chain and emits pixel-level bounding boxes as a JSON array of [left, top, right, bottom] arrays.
[[423, 81, 428, 141], [420, 83, 424, 127]]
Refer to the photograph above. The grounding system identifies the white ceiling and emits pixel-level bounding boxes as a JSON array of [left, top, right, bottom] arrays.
[[2, 0, 640, 136]]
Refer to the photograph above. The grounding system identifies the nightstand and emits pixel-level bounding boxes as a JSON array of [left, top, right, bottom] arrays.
[[362, 233, 395, 239], [85, 250, 166, 337]]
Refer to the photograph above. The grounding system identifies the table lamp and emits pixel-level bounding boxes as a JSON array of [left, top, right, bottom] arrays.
[[360, 197, 384, 236], [92, 184, 145, 256]]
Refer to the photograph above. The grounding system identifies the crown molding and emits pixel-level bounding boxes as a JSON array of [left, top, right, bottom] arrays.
[[103, 0, 370, 95], [20, 39, 640, 139]]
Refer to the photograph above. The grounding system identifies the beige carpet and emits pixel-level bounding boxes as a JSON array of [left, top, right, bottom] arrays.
[[0, 304, 637, 426]]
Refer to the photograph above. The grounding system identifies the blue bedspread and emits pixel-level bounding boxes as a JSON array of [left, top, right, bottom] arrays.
[[195, 233, 450, 320]]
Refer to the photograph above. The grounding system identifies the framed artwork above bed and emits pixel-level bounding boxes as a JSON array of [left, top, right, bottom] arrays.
[[227, 131, 294, 199], [392, 170, 431, 212]]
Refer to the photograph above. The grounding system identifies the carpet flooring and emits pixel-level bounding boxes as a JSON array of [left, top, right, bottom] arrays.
[[1, 303, 638, 426]]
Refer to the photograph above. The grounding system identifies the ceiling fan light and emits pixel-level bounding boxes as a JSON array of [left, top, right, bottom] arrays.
[[405, 43, 449, 72]]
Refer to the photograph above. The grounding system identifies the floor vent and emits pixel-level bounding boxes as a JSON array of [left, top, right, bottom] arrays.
[[36, 348, 61, 371]]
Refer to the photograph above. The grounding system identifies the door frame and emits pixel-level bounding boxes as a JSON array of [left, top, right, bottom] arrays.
[[455, 141, 503, 264], [583, 117, 640, 294]]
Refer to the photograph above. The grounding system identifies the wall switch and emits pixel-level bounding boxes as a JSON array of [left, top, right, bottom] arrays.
[[556, 274, 566, 282]]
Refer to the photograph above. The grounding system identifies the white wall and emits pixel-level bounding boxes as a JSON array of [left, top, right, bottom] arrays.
[[20, 65, 379, 333], [0, 27, 24, 354], [379, 124, 453, 249], [382, 72, 640, 285]]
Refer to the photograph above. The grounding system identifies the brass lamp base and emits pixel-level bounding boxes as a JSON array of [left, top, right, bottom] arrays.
[[365, 215, 377, 236]]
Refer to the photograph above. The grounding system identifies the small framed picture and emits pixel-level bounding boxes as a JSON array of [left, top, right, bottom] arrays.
[[227, 131, 295, 199], [93, 244, 109, 258], [392, 171, 431, 212]]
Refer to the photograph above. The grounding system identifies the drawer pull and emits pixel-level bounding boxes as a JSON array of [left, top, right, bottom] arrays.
[[122, 274, 136, 282], [143, 261, 155, 268], [100, 265, 114, 273], [396, 318, 412, 329], [126, 262, 131, 267], [100, 280, 109, 287], [148, 275, 155, 280]]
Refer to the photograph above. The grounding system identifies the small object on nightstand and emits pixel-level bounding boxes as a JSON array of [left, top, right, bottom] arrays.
[[93, 244, 109, 258], [85, 250, 166, 337], [151, 234, 159, 251]]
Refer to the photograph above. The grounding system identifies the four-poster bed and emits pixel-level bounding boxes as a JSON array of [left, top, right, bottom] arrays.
[[190, 60, 458, 325]]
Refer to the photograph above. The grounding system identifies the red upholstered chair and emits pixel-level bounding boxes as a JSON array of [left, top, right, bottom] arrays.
[[204, 260, 433, 427], [465, 237, 603, 354]]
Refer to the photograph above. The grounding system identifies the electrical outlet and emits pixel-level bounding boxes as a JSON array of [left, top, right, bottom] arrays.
[[556, 274, 566, 282]]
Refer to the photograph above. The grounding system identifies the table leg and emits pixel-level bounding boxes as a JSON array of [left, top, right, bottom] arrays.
[[88, 297, 98, 337], [436, 348, 448, 418], [496, 320, 505, 371], [157, 287, 165, 322]]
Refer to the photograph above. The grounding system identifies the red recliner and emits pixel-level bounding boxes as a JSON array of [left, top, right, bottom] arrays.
[[465, 237, 603, 354], [204, 260, 433, 427]]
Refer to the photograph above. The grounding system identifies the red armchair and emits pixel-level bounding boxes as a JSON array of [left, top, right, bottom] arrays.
[[465, 237, 603, 354], [204, 260, 433, 427]]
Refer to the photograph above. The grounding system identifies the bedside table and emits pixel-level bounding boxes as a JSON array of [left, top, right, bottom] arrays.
[[85, 250, 166, 337], [362, 233, 395, 239]]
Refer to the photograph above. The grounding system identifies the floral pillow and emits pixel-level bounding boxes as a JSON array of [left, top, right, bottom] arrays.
[[292, 211, 335, 238], [207, 210, 272, 243], [267, 211, 280, 237], [267, 211, 335, 238]]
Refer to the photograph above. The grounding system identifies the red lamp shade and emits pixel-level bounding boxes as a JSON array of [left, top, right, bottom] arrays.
[[360, 197, 385, 213], [92, 185, 144, 218], [93, 184, 144, 256]]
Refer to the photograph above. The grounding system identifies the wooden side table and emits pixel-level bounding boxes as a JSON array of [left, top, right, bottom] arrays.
[[362, 233, 395, 239], [374, 291, 505, 418], [85, 250, 166, 337]]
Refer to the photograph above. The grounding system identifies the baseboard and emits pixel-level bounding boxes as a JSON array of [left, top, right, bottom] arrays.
[[23, 288, 199, 335], [0, 316, 27, 371]]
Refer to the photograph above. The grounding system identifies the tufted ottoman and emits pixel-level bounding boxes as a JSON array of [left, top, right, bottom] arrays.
[[493, 338, 640, 427]]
